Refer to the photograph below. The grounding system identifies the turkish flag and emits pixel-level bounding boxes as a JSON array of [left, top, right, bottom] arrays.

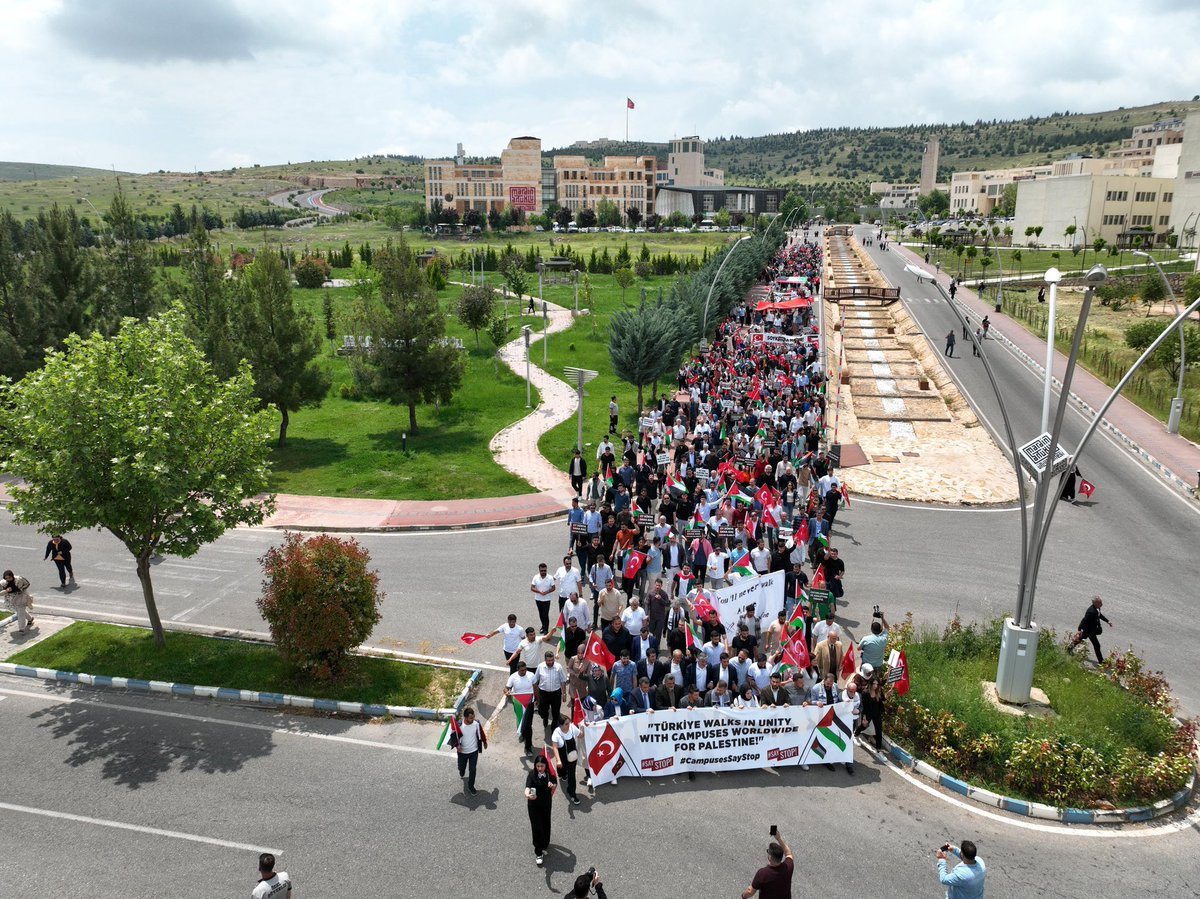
[[588, 722, 623, 774], [584, 631, 616, 671], [762, 505, 779, 529], [1079, 479, 1096, 498], [573, 696, 586, 727], [811, 565, 826, 590], [692, 592, 717, 621], [783, 630, 809, 669], [623, 550, 647, 581], [755, 484, 776, 507], [626, 97, 635, 109], [840, 640, 857, 680], [796, 517, 809, 545], [894, 650, 911, 696], [459, 632, 487, 645]]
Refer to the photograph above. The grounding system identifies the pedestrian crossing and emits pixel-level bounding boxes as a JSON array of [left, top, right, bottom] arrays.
[[906, 296, 944, 304]]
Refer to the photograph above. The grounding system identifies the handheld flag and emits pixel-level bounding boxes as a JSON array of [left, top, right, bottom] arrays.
[[811, 565, 826, 590], [730, 550, 754, 578], [573, 696, 586, 727], [459, 632, 488, 645], [755, 484, 776, 508], [890, 650, 911, 696], [666, 474, 688, 495], [584, 631, 616, 671], [786, 597, 807, 634], [692, 592, 717, 621], [436, 714, 463, 750], [684, 620, 703, 651], [840, 484, 851, 508], [511, 692, 535, 726], [796, 517, 809, 545], [1078, 479, 1095, 498], [623, 550, 647, 581], [762, 504, 779, 529], [555, 611, 566, 655], [782, 629, 810, 670], [543, 746, 558, 780], [841, 640, 857, 681]]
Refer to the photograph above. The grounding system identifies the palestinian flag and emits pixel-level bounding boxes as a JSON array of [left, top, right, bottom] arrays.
[[555, 611, 566, 655], [840, 640, 857, 681], [459, 632, 488, 645], [840, 483, 851, 509], [719, 423, 726, 441], [605, 467, 615, 490], [666, 474, 688, 495], [511, 692, 535, 726], [730, 550, 754, 578], [808, 735, 827, 760], [623, 550, 647, 581], [815, 531, 830, 549], [728, 485, 753, 507], [630, 497, 642, 517], [786, 599, 807, 634], [665, 431, 672, 447], [684, 620, 704, 651], [817, 704, 852, 751], [436, 714, 462, 750]]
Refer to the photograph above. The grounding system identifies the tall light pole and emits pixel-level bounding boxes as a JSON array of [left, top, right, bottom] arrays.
[[1040, 267, 1063, 433], [522, 326, 532, 408], [80, 196, 107, 240], [542, 301, 548, 365], [1134, 250, 1187, 434], [700, 235, 754, 339], [564, 366, 599, 452]]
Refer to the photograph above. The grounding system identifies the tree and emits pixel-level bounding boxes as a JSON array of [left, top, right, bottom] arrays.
[[614, 267, 634, 303], [96, 190, 159, 331], [348, 238, 465, 432], [30, 204, 97, 347], [237, 252, 330, 447], [596, 199, 621, 228], [0, 307, 274, 647], [0, 211, 37, 377], [462, 208, 483, 229], [1125, 319, 1200, 382], [487, 314, 511, 375], [625, 206, 643, 230], [964, 244, 978, 278], [1139, 270, 1167, 317], [487, 208, 503, 232], [323, 289, 336, 354], [294, 255, 331, 289], [171, 223, 238, 378], [1012, 249, 1023, 279], [555, 207, 573, 231], [457, 284, 496, 348], [257, 533, 383, 678], [499, 251, 528, 300], [578, 208, 598, 229], [713, 209, 732, 230], [645, 213, 662, 231], [995, 183, 1018, 218], [1064, 224, 1078, 256], [608, 298, 678, 414], [917, 190, 950, 218]]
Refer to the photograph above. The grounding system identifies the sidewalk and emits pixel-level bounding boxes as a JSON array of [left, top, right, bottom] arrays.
[[893, 243, 1200, 497]]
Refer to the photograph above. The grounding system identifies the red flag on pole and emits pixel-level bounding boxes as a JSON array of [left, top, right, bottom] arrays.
[[623, 550, 647, 581], [1078, 479, 1095, 498], [459, 632, 488, 645], [543, 746, 558, 781], [811, 564, 826, 590], [572, 696, 586, 727], [840, 640, 857, 681], [840, 484, 851, 508], [894, 650, 911, 696], [782, 629, 809, 669], [626, 97, 635, 109], [755, 484, 775, 508], [796, 517, 809, 545], [584, 631, 616, 671], [692, 592, 717, 621]]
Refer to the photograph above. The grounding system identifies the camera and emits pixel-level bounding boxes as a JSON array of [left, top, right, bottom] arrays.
[[588, 867, 596, 877], [872, 605, 882, 618]]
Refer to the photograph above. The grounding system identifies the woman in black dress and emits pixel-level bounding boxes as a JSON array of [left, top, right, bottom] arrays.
[[525, 754, 557, 866]]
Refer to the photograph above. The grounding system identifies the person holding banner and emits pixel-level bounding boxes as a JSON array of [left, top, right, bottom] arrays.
[[524, 754, 557, 866]]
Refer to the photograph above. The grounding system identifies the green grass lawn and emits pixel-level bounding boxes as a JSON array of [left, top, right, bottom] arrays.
[[11, 621, 469, 709], [913, 241, 1184, 282]]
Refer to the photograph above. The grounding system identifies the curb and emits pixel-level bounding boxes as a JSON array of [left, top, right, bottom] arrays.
[[882, 736, 1196, 824], [263, 505, 568, 533]]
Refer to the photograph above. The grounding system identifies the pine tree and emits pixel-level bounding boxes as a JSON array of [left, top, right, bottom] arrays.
[[608, 298, 678, 415]]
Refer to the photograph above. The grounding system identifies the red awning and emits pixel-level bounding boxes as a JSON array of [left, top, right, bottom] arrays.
[[775, 296, 812, 309]]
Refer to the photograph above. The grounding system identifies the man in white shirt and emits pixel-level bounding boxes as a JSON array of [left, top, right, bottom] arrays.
[[706, 547, 729, 589], [252, 854, 291, 899], [621, 595, 647, 637], [505, 659, 538, 753], [535, 650, 567, 728], [510, 626, 558, 671], [747, 653, 773, 691], [750, 538, 772, 575], [554, 556, 583, 609], [487, 613, 525, 672], [562, 593, 591, 633], [531, 563, 557, 635], [455, 706, 487, 794], [811, 611, 837, 647], [596, 437, 614, 460]]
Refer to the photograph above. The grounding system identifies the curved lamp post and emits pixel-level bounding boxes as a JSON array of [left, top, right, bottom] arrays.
[[700, 235, 754, 339], [1133, 250, 1187, 434]]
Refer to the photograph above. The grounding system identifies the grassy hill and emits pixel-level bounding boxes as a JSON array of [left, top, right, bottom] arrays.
[[0, 161, 135, 182], [549, 100, 1200, 186]]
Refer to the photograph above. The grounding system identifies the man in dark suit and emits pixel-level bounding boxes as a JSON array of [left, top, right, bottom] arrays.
[[759, 672, 791, 707], [637, 647, 668, 687], [656, 673, 685, 710], [629, 677, 657, 713]]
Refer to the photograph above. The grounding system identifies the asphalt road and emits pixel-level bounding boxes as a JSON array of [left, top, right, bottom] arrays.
[[1, 677, 1198, 898]]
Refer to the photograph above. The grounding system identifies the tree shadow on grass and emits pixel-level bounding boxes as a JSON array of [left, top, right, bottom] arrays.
[[28, 691, 275, 790], [268, 437, 349, 474]]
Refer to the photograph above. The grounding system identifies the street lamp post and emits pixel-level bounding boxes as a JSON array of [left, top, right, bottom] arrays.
[[542, 301, 548, 366], [522, 326, 532, 408], [564, 366, 599, 453], [1040, 267, 1063, 433], [1134, 250, 1187, 434], [700, 235, 754, 339]]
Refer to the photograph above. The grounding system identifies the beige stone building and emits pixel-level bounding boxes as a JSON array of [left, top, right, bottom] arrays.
[[1013, 173, 1175, 248], [950, 164, 1054, 216], [424, 136, 543, 216], [553, 155, 658, 216], [658, 136, 724, 187]]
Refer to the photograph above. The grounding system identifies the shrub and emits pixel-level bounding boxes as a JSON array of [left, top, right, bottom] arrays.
[[257, 533, 384, 678], [294, 255, 331, 288], [1007, 738, 1106, 805]]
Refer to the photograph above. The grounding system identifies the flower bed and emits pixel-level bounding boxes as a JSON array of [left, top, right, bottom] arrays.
[[885, 616, 1196, 808]]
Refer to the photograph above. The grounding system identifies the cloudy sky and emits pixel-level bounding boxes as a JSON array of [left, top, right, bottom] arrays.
[[3, 0, 1198, 173]]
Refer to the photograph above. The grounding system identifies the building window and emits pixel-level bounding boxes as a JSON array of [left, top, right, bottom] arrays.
[[1160, 215, 1170, 226], [765, 194, 778, 213], [1102, 214, 1126, 226], [1164, 192, 1174, 202], [1105, 190, 1128, 202], [1135, 191, 1157, 203]]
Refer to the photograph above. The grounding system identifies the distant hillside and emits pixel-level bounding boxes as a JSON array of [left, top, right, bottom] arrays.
[[550, 100, 1200, 187], [0, 161, 135, 182]]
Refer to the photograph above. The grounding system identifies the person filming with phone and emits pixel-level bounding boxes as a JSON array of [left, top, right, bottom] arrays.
[[936, 839, 986, 898], [742, 826, 793, 898]]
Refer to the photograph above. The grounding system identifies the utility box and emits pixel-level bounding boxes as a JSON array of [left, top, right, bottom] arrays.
[[995, 617, 1039, 704]]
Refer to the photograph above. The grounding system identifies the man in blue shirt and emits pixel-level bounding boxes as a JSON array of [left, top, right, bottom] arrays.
[[937, 840, 985, 898]]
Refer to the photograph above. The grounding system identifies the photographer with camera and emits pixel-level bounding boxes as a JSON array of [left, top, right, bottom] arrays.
[[936, 840, 986, 898], [859, 606, 890, 671], [565, 867, 607, 898]]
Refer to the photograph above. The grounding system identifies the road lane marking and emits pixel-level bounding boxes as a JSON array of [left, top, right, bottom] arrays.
[[0, 685, 448, 757], [0, 800, 281, 853], [852, 497, 1030, 512]]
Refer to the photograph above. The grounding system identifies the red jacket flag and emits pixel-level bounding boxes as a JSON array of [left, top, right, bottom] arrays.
[[584, 631, 616, 671], [623, 550, 647, 581], [1078, 479, 1095, 498], [459, 632, 488, 645]]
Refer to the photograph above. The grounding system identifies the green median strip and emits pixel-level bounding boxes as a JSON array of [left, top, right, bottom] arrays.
[[9, 621, 469, 710]]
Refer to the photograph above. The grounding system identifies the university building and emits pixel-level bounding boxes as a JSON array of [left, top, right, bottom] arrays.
[[423, 137, 542, 216], [552, 154, 658, 216]]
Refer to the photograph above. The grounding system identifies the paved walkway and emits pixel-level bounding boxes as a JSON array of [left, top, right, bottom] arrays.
[[893, 243, 1200, 497]]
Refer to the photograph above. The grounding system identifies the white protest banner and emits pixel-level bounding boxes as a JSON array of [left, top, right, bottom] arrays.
[[583, 702, 854, 786], [710, 570, 784, 634]]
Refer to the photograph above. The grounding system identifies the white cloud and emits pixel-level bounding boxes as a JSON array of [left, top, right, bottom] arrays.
[[0, 0, 1197, 171]]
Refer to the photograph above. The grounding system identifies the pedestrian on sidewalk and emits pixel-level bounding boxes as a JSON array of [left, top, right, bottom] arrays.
[[962, 317, 971, 340], [455, 707, 487, 795], [487, 613, 525, 672], [972, 328, 983, 357], [1068, 596, 1112, 663], [531, 563, 556, 634], [44, 535, 74, 587], [525, 754, 557, 866], [949, 281, 958, 300], [981, 315, 990, 338], [944, 330, 956, 357], [568, 451, 587, 496], [608, 396, 619, 434], [1038, 285, 1046, 303], [2, 570, 33, 634], [1060, 464, 1082, 502]]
